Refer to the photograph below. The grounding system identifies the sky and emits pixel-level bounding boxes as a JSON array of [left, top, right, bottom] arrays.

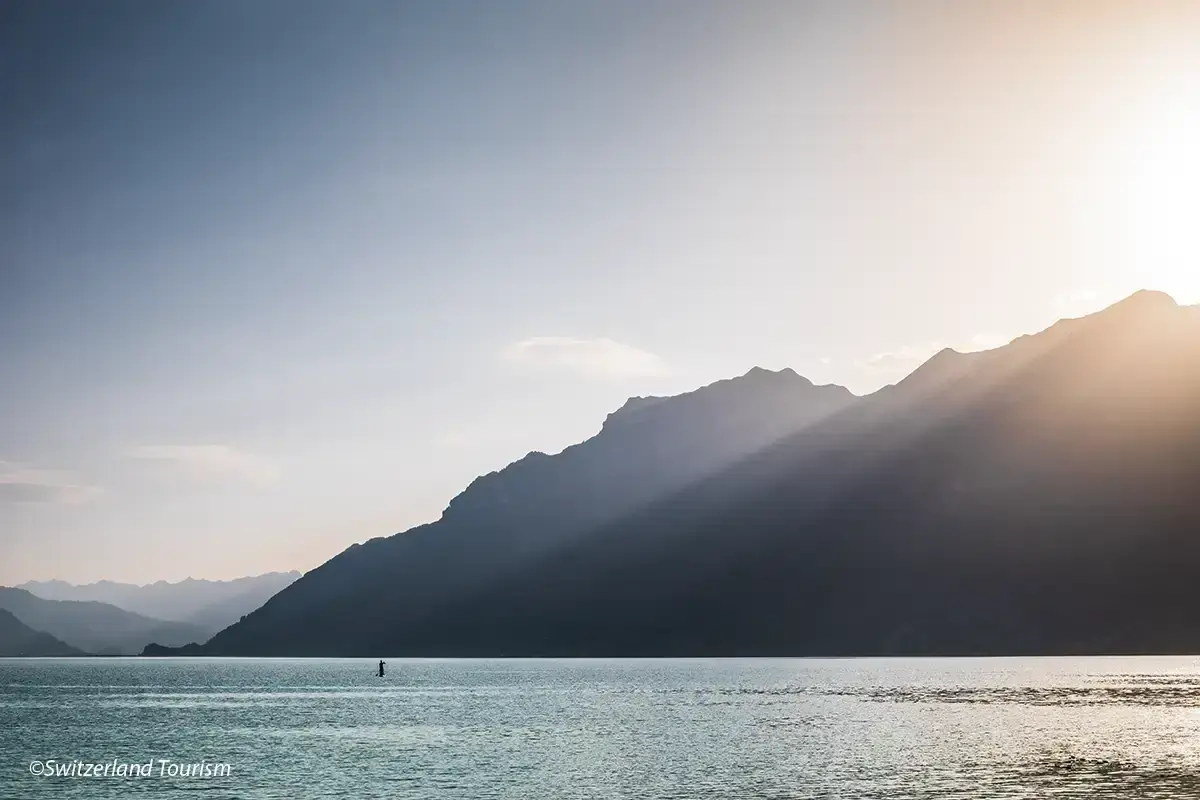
[[3, 0, 1200, 585]]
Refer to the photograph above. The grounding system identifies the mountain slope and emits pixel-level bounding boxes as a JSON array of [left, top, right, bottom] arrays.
[[147, 369, 856, 655], [18, 572, 301, 628], [409, 291, 1200, 655], [0, 588, 214, 655], [151, 291, 1200, 657], [0, 610, 84, 656]]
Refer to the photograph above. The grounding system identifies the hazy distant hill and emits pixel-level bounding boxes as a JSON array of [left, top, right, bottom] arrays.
[[19, 572, 301, 630], [184, 574, 303, 631], [0, 587, 214, 655], [147, 292, 1200, 657], [0, 609, 83, 657]]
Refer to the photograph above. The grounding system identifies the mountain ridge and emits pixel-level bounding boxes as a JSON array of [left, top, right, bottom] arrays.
[[0, 609, 84, 657], [388, 290, 1199, 656], [147, 365, 859, 655], [0, 587, 214, 655], [145, 291, 1200, 657], [18, 571, 302, 631]]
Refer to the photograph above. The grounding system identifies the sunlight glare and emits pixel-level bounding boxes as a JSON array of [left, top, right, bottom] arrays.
[[1129, 85, 1200, 305]]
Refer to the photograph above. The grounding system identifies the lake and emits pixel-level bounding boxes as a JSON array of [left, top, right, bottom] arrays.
[[4, 657, 1200, 798]]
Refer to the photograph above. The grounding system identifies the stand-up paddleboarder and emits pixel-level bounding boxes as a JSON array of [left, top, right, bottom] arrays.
[[378, 660, 386, 678]]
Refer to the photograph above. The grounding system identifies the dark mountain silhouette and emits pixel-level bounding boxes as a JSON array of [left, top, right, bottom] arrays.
[[0, 609, 83, 656], [146, 291, 1200, 657], [18, 571, 301, 630], [143, 369, 857, 655], [0, 587, 213, 655]]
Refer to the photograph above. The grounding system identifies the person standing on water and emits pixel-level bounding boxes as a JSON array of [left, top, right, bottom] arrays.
[[378, 660, 386, 678]]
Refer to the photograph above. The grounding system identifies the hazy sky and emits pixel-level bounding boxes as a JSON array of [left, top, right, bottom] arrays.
[[4, 1, 1200, 584]]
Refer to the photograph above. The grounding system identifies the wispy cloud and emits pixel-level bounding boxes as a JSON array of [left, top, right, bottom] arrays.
[[966, 332, 1010, 352], [1056, 289, 1104, 318], [501, 337, 669, 380], [0, 460, 103, 505], [128, 445, 279, 484], [861, 343, 946, 371]]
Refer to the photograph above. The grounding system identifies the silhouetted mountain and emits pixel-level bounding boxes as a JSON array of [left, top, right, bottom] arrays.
[[0, 609, 83, 656], [18, 572, 301, 629], [144, 368, 856, 655], [0, 587, 214, 655], [147, 292, 1200, 657]]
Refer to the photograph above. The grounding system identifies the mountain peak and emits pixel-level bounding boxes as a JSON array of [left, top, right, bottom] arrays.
[[882, 346, 981, 399], [602, 367, 823, 432], [1083, 290, 1179, 325], [1110, 289, 1178, 310], [611, 395, 668, 417], [743, 366, 809, 384]]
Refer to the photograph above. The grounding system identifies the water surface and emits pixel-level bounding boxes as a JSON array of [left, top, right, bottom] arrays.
[[3, 657, 1200, 798]]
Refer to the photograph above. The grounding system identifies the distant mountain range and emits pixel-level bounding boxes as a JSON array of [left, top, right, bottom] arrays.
[[18, 572, 301, 631], [0, 587, 213, 655], [145, 291, 1200, 657], [0, 609, 82, 657]]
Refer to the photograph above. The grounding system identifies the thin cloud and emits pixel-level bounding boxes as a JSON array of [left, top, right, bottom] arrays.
[[966, 332, 1010, 352], [1057, 289, 1102, 317], [0, 460, 103, 505], [501, 337, 669, 380], [128, 445, 279, 484], [861, 343, 946, 371]]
